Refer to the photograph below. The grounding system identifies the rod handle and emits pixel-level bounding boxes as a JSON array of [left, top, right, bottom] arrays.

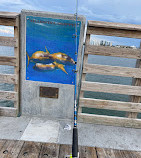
[[72, 127, 78, 157]]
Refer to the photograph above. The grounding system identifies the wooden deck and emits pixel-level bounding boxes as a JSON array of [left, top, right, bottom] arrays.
[[0, 139, 141, 158]]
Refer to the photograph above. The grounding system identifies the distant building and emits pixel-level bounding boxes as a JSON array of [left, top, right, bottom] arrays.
[[115, 45, 137, 49], [90, 38, 112, 46], [90, 38, 137, 49]]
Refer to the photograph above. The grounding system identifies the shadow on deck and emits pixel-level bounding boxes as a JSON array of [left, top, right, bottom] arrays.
[[0, 139, 141, 158]]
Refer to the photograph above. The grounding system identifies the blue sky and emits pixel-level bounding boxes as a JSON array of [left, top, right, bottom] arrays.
[[0, 0, 141, 24], [0, 0, 141, 46]]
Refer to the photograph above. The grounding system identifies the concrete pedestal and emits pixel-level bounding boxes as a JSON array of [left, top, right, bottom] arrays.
[[20, 10, 85, 119]]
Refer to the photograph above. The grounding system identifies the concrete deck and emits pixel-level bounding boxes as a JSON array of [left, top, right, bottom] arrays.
[[0, 116, 141, 151]]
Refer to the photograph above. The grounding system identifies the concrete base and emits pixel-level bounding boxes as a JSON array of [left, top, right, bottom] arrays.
[[0, 116, 141, 151], [0, 116, 31, 140], [21, 118, 60, 143]]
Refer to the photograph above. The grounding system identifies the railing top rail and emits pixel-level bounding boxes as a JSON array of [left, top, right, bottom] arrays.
[[88, 20, 141, 32], [0, 11, 19, 18]]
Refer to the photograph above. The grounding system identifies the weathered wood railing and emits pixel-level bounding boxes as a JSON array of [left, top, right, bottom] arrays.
[[0, 12, 20, 117], [78, 21, 141, 128]]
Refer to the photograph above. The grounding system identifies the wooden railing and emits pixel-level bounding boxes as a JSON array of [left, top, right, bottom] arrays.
[[78, 21, 141, 128], [0, 12, 20, 117]]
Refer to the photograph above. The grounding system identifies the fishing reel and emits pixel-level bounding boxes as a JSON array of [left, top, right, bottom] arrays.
[[65, 153, 79, 158], [65, 154, 72, 158]]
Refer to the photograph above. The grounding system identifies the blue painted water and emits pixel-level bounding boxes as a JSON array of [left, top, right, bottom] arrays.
[[26, 16, 81, 85]]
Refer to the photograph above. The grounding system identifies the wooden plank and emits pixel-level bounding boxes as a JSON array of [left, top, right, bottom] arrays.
[[81, 81, 141, 96], [0, 56, 17, 66], [128, 44, 141, 118], [79, 98, 141, 113], [18, 141, 41, 158], [78, 113, 141, 128], [114, 149, 141, 158], [130, 151, 141, 157], [0, 17, 17, 26], [79, 146, 97, 158], [96, 148, 116, 158], [58, 144, 71, 158], [14, 21, 20, 111], [0, 74, 18, 84], [88, 20, 141, 31], [0, 11, 19, 18], [0, 12, 19, 26], [0, 90, 18, 101], [87, 26, 141, 39], [39, 143, 59, 158], [0, 36, 17, 47], [0, 140, 24, 158], [85, 45, 141, 59], [0, 140, 6, 150], [79, 34, 90, 114], [0, 107, 17, 117], [83, 64, 141, 78]]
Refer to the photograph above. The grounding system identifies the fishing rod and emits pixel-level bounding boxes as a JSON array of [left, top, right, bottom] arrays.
[[72, 0, 79, 157]]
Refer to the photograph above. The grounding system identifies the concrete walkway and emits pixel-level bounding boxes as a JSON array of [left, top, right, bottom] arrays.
[[0, 116, 141, 151]]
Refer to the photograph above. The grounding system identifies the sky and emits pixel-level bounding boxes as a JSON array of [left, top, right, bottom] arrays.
[[0, 0, 141, 46], [0, 0, 141, 24]]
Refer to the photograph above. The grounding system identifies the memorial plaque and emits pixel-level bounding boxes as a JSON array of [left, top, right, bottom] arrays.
[[40, 86, 59, 98]]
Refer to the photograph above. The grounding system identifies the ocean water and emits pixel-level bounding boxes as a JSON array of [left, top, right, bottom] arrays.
[[82, 35, 141, 118], [83, 55, 138, 117], [0, 46, 14, 107], [85, 54, 136, 102]]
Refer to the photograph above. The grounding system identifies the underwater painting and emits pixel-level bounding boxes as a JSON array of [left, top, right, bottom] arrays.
[[26, 16, 81, 85]]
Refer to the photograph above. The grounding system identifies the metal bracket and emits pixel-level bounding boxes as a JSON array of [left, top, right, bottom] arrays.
[[72, 69, 78, 73], [72, 34, 77, 38], [65, 155, 72, 158]]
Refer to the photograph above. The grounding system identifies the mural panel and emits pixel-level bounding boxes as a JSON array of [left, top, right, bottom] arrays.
[[26, 16, 81, 85]]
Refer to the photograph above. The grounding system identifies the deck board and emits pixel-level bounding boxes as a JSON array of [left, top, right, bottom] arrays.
[[58, 144, 72, 158], [0, 139, 141, 158], [0, 140, 6, 150], [39, 143, 60, 158], [96, 148, 116, 158], [0, 140, 24, 158], [17, 141, 41, 158], [79, 146, 97, 158], [114, 150, 141, 158]]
